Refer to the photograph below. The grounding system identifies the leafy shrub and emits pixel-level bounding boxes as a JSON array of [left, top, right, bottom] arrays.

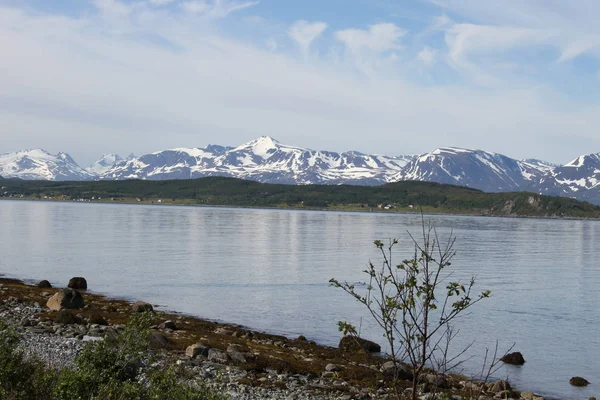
[[0, 320, 56, 400], [54, 312, 224, 400]]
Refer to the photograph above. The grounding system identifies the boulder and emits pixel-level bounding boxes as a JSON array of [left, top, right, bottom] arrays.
[[214, 327, 233, 336], [132, 301, 153, 313], [37, 280, 52, 289], [208, 348, 230, 364], [339, 335, 381, 353], [494, 390, 513, 399], [228, 351, 254, 364], [227, 344, 246, 353], [569, 377, 590, 387], [47, 289, 85, 311], [490, 380, 512, 393], [381, 361, 413, 380], [159, 320, 176, 330], [68, 277, 88, 290], [325, 363, 341, 372], [501, 352, 525, 365], [55, 310, 80, 324], [148, 332, 170, 348], [423, 374, 448, 388], [186, 343, 210, 358]]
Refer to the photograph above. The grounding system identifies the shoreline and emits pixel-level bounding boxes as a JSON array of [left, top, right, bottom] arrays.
[[2, 197, 599, 222], [0, 275, 558, 400]]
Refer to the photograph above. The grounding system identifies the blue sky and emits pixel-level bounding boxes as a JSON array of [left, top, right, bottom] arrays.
[[2, 0, 600, 165]]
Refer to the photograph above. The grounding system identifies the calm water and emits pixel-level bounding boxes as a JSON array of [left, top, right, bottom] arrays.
[[1, 200, 598, 399]]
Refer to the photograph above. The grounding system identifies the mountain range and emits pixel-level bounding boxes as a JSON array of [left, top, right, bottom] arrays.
[[2, 136, 599, 205]]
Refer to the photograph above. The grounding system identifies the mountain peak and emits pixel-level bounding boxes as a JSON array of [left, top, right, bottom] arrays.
[[88, 154, 124, 175], [0, 149, 94, 181], [564, 153, 600, 168], [235, 136, 282, 159]]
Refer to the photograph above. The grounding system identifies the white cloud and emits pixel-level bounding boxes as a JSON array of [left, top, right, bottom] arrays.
[[182, 0, 258, 18], [92, 0, 131, 17], [182, 1, 210, 14], [445, 24, 550, 67], [288, 20, 327, 57], [417, 46, 437, 66], [433, 0, 600, 65], [335, 23, 406, 54], [431, 14, 451, 30], [149, 0, 175, 6], [1, 3, 600, 166], [266, 37, 277, 52]]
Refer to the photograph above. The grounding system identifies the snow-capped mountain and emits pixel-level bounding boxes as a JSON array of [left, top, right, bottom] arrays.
[[3, 138, 600, 205], [101, 137, 414, 185], [88, 154, 123, 176], [392, 147, 555, 193], [0, 149, 95, 181], [536, 153, 600, 205]]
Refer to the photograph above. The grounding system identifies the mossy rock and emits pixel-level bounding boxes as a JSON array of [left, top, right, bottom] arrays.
[[339, 335, 381, 353], [500, 352, 525, 365], [55, 310, 80, 325], [37, 280, 52, 289], [68, 277, 88, 290], [570, 376, 590, 387]]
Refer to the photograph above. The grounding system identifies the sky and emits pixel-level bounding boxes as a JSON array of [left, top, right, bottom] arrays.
[[2, 0, 600, 166]]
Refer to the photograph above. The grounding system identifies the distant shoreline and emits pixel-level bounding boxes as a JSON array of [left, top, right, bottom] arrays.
[[2, 196, 600, 222]]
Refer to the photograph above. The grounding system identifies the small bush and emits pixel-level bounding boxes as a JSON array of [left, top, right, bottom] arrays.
[[0, 315, 224, 400], [0, 320, 57, 400], [54, 312, 225, 400]]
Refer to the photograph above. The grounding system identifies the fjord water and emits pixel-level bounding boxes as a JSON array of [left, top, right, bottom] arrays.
[[1, 201, 598, 399]]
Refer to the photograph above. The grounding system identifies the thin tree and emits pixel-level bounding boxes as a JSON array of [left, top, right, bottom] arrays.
[[330, 217, 490, 400]]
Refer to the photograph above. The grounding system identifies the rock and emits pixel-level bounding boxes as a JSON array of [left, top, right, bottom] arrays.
[[423, 374, 448, 388], [55, 310, 80, 325], [159, 320, 176, 330], [463, 381, 481, 392], [227, 344, 246, 353], [68, 277, 88, 290], [325, 364, 341, 372], [501, 352, 525, 365], [132, 301, 153, 313], [229, 351, 254, 364], [88, 315, 108, 326], [186, 343, 210, 358], [148, 332, 170, 348], [490, 380, 512, 393], [569, 377, 590, 387], [381, 361, 413, 380], [521, 392, 545, 400], [589, 397, 597, 400], [47, 289, 85, 311], [214, 327, 233, 336], [494, 390, 512, 399], [208, 348, 230, 364], [37, 280, 52, 289], [339, 335, 381, 353], [297, 335, 307, 341], [20, 318, 31, 327]]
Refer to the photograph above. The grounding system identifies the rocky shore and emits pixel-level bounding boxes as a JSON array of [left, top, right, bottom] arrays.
[[0, 277, 588, 400]]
